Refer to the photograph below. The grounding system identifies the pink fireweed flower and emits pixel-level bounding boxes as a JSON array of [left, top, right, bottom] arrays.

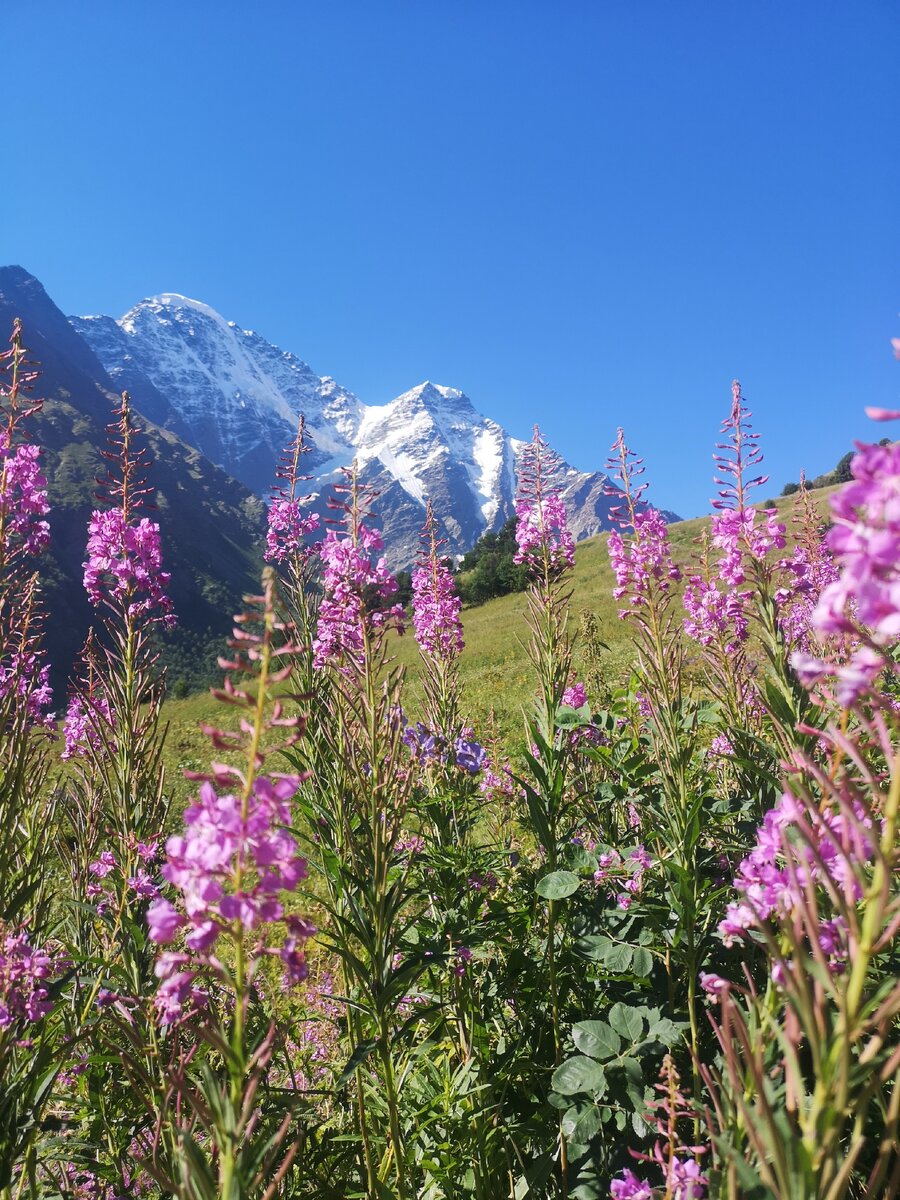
[[313, 510, 404, 668], [83, 509, 175, 626], [710, 506, 786, 587], [514, 492, 575, 572], [776, 539, 840, 654], [718, 789, 871, 968], [0, 929, 64, 1030], [682, 571, 749, 651], [0, 443, 50, 559], [157, 775, 307, 949], [0, 651, 53, 729], [265, 497, 320, 564], [610, 1170, 653, 1200], [709, 733, 734, 758], [789, 429, 900, 704], [61, 692, 116, 760], [607, 507, 681, 614], [605, 430, 680, 617], [814, 438, 900, 641], [149, 772, 313, 1020], [412, 500, 463, 661], [265, 414, 320, 564], [712, 381, 768, 512], [562, 681, 587, 709], [514, 426, 575, 575]]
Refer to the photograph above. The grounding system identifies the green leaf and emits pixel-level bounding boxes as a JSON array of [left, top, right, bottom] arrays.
[[551, 1056, 608, 1097], [608, 1003, 645, 1043], [600, 941, 635, 972], [536, 870, 581, 900], [555, 704, 591, 729], [337, 1039, 378, 1088], [631, 947, 653, 976], [646, 1015, 684, 1045], [572, 1020, 621, 1061], [563, 844, 599, 873]]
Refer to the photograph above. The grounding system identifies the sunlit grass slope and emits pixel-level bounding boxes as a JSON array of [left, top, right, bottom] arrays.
[[157, 485, 838, 801]]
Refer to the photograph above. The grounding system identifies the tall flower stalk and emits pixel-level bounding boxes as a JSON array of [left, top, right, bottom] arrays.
[[134, 569, 311, 1200], [412, 498, 464, 737], [605, 429, 710, 1100], [54, 392, 177, 1196], [702, 409, 900, 1197], [289, 466, 413, 1198], [0, 321, 63, 1200], [515, 427, 578, 1195]]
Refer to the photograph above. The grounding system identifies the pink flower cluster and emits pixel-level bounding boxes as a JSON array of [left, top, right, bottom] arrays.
[[264, 497, 320, 564], [611, 1160, 705, 1200], [791, 439, 900, 704], [0, 929, 62, 1029], [710, 507, 786, 587], [682, 574, 748, 651], [83, 509, 175, 626], [775, 541, 839, 653], [513, 492, 575, 574], [0, 651, 53, 728], [718, 790, 871, 972], [313, 524, 404, 668], [593, 845, 653, 911], [607, 507, 681, 615], [0, 443, 50, 558], [84, 842, 159, 915], [147, 774, 312, 1019], [683, 509, 786, 652], [479, 760, 519, 806], [149, 776, 306, 950], [562, 681, 587, 709], [412, 553, 463, 661], [61, 692, 116, 761]]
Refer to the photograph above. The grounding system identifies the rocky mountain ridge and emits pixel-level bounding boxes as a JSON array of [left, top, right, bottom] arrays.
[[72, 293, 678, 566]]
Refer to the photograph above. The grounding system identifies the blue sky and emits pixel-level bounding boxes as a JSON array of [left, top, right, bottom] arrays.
[[5, 1, 899, 518]]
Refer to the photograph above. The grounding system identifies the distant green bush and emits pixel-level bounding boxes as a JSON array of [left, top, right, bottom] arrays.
[[456, 517, 529, 606]]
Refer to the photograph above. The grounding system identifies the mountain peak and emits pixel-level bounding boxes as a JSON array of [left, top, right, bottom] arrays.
[[122, 292, 229, 333], [68, 281, 680, 567], [397, 381, 474, 414]]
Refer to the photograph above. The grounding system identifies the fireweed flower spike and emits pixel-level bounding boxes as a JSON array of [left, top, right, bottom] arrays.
[[683, 382, 785, 665], [412, 499, 463, 663], [514, 426, 575, 578], [142, 570, 311, 1194], [791, 405, 900, 705], [81, 394, 174, 629], [313, 463, 404, 670], [605, 428, 681, 619], [514, 426, 579, 1193], [610, 1056, 708, 1199], [0, 320, 50, 572], [0, 323, 54, 732], [411, 498, 466, 739], [264, 414, 320, 566]]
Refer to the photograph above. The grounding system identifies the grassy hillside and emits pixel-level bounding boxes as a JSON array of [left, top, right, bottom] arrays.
[[156, 485, 838, 800]]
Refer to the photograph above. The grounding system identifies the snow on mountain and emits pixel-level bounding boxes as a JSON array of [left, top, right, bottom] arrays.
[[71, 294, 675, 566]]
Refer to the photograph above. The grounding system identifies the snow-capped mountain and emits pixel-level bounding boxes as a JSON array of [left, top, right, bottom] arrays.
[[72, 294, 676, 566]]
